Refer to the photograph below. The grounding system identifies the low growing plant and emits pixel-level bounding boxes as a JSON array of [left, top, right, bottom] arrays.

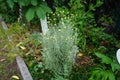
[[89, 52, 120, 80], [42, 21, 78, 79]]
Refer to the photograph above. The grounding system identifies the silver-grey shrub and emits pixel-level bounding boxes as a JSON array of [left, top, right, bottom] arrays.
[[42, 21, 78, 79]]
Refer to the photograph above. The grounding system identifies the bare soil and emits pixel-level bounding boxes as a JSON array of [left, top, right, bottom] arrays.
[[0, 54, 22, 80]]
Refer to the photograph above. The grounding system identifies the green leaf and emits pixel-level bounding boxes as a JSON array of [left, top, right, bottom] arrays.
[[7, 0, 14, 9], [31, 0, 37, 6], [17, 0, 26, 6], [111, 62, 120, 72], [96, 0, 103, 7], [26, 8, 35, 21], [101, 71, 108, 80], [24, 0, 31, 6], [89, 4, 95, 11], [40, 3, 51, 13], [95, 52, 112, 64], [38, 62, 43, 68], [36, 6, 45, 19], [34, 40, 39, 47], [107, 70, 115, 80], [89, 70, 100, 80]]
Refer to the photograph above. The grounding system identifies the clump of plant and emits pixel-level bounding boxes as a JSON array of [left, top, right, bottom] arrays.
[[69, 65, 91, 80], [42, 21, 78, 79], [89, 52, 120, 80], [67, 0, 103, 52]]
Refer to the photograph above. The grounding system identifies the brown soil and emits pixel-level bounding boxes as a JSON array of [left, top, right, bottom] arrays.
[[0, 55, 22, 80], [76, 54, 95, 67]]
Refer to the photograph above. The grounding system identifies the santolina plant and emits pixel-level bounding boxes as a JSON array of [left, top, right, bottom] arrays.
[[42, 21, 78, 79]]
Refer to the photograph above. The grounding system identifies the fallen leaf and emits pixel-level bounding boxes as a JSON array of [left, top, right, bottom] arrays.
[[77, 52, 83, 57], [19, 46, 26, 50], [16, 42, 23, 47], [11, 75, 19, 80], [0, 59, 5, 62]]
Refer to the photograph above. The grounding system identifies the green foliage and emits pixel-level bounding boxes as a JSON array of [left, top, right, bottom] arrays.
[[31, 0, 37, 6], [0, 26, 8, 40], [25, 1, 51, 21], [89, 67, 115, 80], [0, 23, 28, 79], [0, 0, 17, 23], [7, 0, 15, 9], [47, 5, 117, 53], [42, 21, 78, 79], [46, 1, 119, 80], [21, 33, 53, 80], [95, 53, 112, 64], [7, 23, 24, 35], [99, 15, 114, 25], [69, 66, 91, 80], [54, 0, 66, 7], [26, 8, 35, 22], [0, 0, 51, 22], [67, 0, 103, 51], [29, 33, 42, 47], [0, 0, 8, 15], [25, 54, 52, 80], [89, 53, 120, 80], [0, 0, 119, 79]]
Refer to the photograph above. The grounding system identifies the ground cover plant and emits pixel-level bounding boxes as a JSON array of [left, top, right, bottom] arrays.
[[0, 24, 25, 80]]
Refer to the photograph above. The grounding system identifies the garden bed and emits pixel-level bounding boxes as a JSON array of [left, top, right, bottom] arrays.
[[0, 52, 33, 80], [0, 53, 22, 80]]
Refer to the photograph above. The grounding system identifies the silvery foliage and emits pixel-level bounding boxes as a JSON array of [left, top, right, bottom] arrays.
[[42, 21, 78, 78]]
